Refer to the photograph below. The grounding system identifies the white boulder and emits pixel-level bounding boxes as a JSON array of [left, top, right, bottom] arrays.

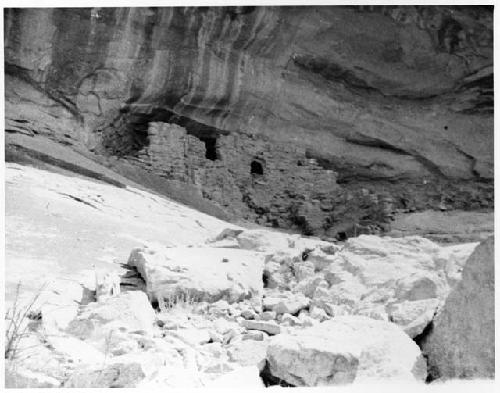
[[241, 320, 281, 335], [228, 339, 268, 370], [67, 291, 156, 340], [266, 315, 427, 386], [305, 236, 464, 337], [128, 245, 265, 304]]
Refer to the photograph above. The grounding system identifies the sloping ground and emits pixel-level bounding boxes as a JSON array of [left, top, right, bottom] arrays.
[[4, 161, 494, 389], [5, 162, 237, 303], [5, 131, 232, 221]]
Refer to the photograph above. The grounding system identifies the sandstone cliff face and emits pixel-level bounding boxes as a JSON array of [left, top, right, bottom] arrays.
[[4, 6, 493, 237]]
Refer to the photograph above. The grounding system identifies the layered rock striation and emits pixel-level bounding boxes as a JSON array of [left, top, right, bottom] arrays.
[[4, 6, 493, 237]]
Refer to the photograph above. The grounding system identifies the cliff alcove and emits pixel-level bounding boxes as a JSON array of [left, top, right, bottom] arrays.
[[4, 5, 495, 389], [4, 5, 493, 239]]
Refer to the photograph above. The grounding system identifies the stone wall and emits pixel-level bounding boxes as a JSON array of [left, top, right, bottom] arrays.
[[127, 122, 343, 234], [107, 121, 491, 239]]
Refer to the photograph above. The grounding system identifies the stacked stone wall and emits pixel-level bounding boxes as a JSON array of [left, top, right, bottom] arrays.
[[130, 122, 343, 233]]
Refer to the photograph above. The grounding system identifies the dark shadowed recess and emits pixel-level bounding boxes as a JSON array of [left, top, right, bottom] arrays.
[[413, 321, 438, 383], [107, 105, 231, 157], [259, 362, 295, 387]]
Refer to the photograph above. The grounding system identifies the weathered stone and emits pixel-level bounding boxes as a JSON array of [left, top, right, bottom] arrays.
[[275, 297, 310, 316], [309, 306, 329, 322], [64, 362, 146, 388], [5, 365, 61, 388], [94, 269, 121, 302], [242, 330, 266, 341], [105, 330, 141, 356], [295, 275, 328, 298], [170, 328, 211, 346], [206, 366, 265, 388], [212, 317, 237, 335], [264, 292, 310, 315], [433, 242, 480, 287], [241, 320, 281, 336], [67, 291, 156, 338], [41, 302, 79, 334], [280, 313, 300, 327], [260, 311, 277, 321], [223, 328, 242, 345], [297, 313, 316, 328], [386, 299, 440, 338], [228, 339, 268, 370], [241, 309, 257, 320], [422, 237, 494, 380], [45, 335, 106, 364], [266, 316, 427, 386], [128, 245, 265, 305], [210, 228, 245, 242], [236, 229, 293, 252], [309, 236, 455, 333]]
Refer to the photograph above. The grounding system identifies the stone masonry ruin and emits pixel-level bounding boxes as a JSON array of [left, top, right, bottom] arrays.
[[116, 121, 343, 235], [95, 111, 493, 240]]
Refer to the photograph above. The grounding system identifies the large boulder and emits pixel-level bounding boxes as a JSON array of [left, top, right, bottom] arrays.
[[301, 235, 474, 337], [227, 339, 269, 370], [266, 316, 427, 386], [421, 237, 495, 380], [241, 320, 281, 336], [128, 245, 265, 304], [66, 291, 156, 342], [433, 242, 480, 288]]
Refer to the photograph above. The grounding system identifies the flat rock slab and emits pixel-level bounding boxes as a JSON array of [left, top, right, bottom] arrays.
[[67, 291, 156, 339], [128, 246, 265, 304], [228, 339, 268, 370], [241, 320, 281, 336], [266, 315, 427, 386]]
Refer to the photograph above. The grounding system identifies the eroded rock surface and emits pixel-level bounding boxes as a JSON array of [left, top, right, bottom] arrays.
[[421, 237, 495, 380], [266, 316, 427, 386], [5, 161, 492, 389], [4, 6, 493, 237], [257, 233, 477, 337], [127, 245, 265, 305]]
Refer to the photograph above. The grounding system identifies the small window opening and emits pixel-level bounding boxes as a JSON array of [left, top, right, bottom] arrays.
[[336, 231, 347, 241], [202, 137, 218, 161], [251, 160, 264, 175]]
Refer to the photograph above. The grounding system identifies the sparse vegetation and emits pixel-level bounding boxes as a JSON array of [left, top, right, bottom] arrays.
[[5, 282, 47, 361], [157, 289, 204, 312]]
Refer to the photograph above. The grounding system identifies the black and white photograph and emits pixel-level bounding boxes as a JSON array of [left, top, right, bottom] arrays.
[[2, 1, 496, 390]]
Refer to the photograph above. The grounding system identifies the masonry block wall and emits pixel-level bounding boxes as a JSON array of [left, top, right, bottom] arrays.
[[129, 122, 345, 234]]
